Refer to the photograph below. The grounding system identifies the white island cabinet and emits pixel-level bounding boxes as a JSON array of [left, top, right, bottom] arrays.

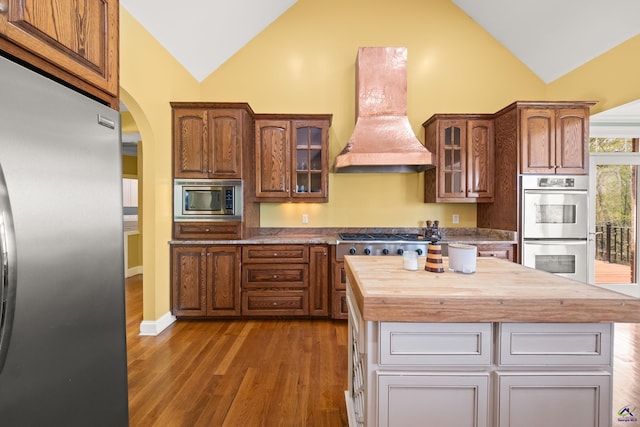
[[344, 256, 640, 427]]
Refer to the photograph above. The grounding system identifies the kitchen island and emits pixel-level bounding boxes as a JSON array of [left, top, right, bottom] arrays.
[[344, 256, 640, 427]]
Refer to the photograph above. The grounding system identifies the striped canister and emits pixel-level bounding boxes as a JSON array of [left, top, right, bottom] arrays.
[[424, 243, 444, 273]]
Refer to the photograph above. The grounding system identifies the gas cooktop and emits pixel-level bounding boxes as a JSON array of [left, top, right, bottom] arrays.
[[338, 232, 425, 242]]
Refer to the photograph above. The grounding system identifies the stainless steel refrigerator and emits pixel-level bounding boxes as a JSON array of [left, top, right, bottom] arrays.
[[0, 55, 129, 425]]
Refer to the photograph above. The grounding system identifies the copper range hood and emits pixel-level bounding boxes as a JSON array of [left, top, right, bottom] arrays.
[[334, 47, 434, 173]]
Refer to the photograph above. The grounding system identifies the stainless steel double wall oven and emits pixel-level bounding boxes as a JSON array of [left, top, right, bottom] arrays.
[[521, 175, 589, 282]]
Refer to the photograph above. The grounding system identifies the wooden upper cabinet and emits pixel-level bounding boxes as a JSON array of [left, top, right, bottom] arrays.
[[466, 119, 494, 199], [423, 115, 494, 203], [255, 119, 291, 199], [0, 0, 118, 106], [255, 115, 331, 202], [291, 120, 329, 202], [173, 108, 208, 178], [555, 108, 591, 173], [520, 105, 592, 174], [172, 105, 244, 179], [208, 110, 243, 177]]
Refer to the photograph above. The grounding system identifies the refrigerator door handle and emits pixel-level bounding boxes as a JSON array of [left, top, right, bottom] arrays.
[[0, 163, 17, 374]]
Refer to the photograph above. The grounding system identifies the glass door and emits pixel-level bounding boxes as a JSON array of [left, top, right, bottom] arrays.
[[588, 146, 640, 287]]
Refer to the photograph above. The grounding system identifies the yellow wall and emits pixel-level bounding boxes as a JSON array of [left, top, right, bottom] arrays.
[[120, 0, 640, 322], [547, 34, 640, 115], [121, 111, 137, 133], [122, 155, 137, 176], [127, 232, 142, 269], [199, 0, 546, 228], [120, 7, 201, 321]]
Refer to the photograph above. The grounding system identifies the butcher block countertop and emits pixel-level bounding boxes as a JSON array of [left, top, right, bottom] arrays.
[[345, 256, 640, 323]]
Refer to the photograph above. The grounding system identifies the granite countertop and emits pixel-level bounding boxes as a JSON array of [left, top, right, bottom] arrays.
[[345, 256, 640, 324], [169, 227, 518, 245]]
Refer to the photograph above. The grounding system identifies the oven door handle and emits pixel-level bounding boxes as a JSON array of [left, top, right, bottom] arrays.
[[523, 240, 588, 245], [523, 189, 588, 195]]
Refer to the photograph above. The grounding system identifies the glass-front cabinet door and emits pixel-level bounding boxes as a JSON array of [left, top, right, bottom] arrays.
[[292, 120, 329, 202], [440, 120, 466, 198]]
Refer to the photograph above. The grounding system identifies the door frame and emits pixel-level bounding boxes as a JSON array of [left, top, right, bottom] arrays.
[[588, 152, 640, 284]]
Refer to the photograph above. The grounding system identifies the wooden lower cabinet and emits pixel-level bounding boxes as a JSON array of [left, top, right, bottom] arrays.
[[240, 244, 329, 317], [171, 245, 241, 317], [347, 286, 614, 427], [310, 246, 330, 316], [332, 257, 348, 319], [172, 243, 330, 318]]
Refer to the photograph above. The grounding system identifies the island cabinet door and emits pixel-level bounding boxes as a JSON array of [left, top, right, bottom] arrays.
[[377, 373, 490, 427], [495, 371, 611, 427]]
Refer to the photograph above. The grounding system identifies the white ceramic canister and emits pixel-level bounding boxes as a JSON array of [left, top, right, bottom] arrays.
[[448, 243, 477, 273]]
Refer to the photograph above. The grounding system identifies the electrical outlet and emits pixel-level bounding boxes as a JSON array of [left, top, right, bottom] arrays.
[[452, 214, 460, 224], [302, 214, 309, 224]]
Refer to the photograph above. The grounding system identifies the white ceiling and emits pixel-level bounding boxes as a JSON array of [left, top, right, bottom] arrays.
[[452, 0, 640, 84], [120, 0, 640, 127], [119, 0, 297, 82]]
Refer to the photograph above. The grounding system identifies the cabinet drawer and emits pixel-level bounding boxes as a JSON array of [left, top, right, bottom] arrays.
[[174, 222, 242, 240], [242, 264, 308, 288], [498, 323, 613, 366], [478, 249, 508, 258], [242, 290, 308, 316], [476, 244, 515, 262], [379, 322, 492, 366], [242, 245, 308, 263]]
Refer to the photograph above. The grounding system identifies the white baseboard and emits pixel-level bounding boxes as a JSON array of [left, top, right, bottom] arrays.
[[126, 265, 143, 278], [139, 311, 177, 336]]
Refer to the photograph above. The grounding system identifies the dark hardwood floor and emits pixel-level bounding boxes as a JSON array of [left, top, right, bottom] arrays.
[[125, 275, 640, 426], [125, 275, 348, 427]]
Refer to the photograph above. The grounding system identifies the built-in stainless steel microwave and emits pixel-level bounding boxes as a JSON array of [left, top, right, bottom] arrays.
[[174, 179, 242, 222]]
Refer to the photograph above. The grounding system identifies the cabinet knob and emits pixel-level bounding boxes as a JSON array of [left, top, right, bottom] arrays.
[[273, 275, 278, 279], [205, 228, 210, 232], [272, 302, 278, 306], [0, 2, 7, 13]]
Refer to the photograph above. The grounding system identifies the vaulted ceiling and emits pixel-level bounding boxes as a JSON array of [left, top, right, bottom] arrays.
[[119, 0, 640, 127]]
